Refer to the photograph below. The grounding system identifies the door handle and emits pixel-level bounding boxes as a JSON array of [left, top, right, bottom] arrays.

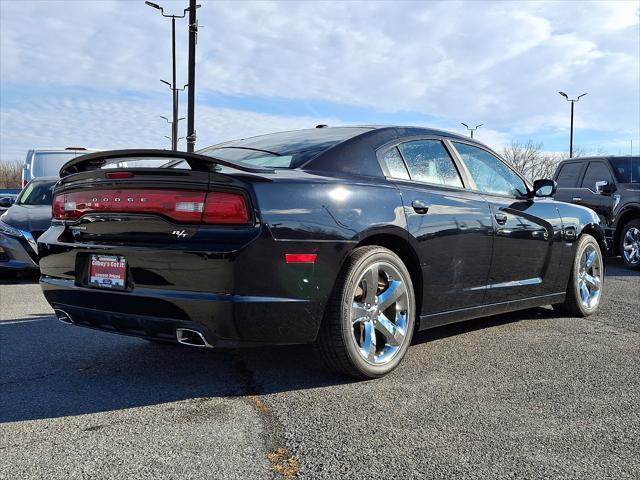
[[411, 200, 429, 214], [494, 213, 508, 225], [572, 197, 582, 202]]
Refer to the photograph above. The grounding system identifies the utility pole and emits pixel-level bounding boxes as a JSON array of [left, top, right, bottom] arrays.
[[186, 0, 200, 152], [146, 1, 189, 150], [461, 123, 483, 139], [558, 91, 587, 158]]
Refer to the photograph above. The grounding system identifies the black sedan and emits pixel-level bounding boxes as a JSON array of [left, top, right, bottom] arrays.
[[38, 126, 605, 378], [0, 178, 56, 270]]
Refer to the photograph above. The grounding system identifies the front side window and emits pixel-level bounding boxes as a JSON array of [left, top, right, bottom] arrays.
[[397, 140, 463, 187], [453, 142, 527, 197], [581, 162, 613, 190]]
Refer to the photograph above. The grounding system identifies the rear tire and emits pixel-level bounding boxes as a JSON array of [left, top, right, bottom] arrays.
[[619, 219, 640, 270], [315, 246, 416, 379], [553, 234, 604, 317]]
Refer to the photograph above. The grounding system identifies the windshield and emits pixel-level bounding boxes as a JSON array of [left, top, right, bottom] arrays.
[[16, 180, 56, 206], [31, 152, 79, 177], [610, 157, 639, 183]]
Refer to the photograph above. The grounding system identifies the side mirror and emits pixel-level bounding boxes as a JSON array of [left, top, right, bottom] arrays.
[[532, 179, 556, 198], [0, 197, 14, 208], [595, 180, 615, 195]]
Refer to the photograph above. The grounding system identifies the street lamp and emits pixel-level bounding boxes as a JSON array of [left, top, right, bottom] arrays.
[[461, 123, 483, 139], [160, 115, 185, 148], [145, 1, 190, 151], [558, 91, 587, 158]]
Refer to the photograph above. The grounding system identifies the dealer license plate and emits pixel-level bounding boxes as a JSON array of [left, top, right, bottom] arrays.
[[89, 254, 127, 289]]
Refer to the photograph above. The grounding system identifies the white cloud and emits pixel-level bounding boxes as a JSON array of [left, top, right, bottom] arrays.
[[0, 0, 638, 156], [0, 96, 338, 163]]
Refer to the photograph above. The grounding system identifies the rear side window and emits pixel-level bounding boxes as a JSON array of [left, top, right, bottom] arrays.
[[581, 162, 613, 190], [397, 140, 463, 187], [555, 162, 582, 188], [381, 147, 410, 180]]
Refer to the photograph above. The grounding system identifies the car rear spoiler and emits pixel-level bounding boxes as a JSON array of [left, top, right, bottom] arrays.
[[59, 149, 276, 177]]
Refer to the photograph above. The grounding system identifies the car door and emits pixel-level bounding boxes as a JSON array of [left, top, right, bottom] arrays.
[[577, 161, 617, 225], [450, 141, 563, 303], [378, 138, 493, 315]]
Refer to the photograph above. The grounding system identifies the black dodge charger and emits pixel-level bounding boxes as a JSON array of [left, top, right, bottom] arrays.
[[38, 126, 605, 378]]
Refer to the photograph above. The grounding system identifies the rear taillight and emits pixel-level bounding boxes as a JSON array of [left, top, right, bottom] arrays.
[[22, 179, 27, 188], [203, 192, 249, 224], [52, 189, 250, 225]]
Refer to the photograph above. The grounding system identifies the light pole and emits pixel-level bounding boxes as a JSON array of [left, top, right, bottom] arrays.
[[461, 123, 483, 139], [146, 1, 197, 150], [186, 0, 201, 152], [558, 91, 587, 158], [160, 115, 184, 147]]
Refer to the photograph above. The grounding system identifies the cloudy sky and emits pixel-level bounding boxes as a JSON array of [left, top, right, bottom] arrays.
[[1, 0, 638, 163]]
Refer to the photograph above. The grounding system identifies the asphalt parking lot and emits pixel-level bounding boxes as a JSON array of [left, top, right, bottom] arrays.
[[1, 260, 638, 480]]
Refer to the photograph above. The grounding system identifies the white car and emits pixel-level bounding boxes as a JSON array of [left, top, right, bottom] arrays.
[[22, 147, 101, 187]]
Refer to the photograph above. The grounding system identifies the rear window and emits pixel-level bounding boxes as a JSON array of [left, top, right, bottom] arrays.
[[610, 157, 639, 183], [555, 162, 582, 188], [198, 127, 371, 169], [16, 180, 56, 206], [31, 152, 80, 178], [200, 148, 294, 168]]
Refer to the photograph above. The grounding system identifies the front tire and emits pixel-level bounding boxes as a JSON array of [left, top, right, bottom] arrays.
[[315, 246, 416, 379], [553, 234, 604, 317], [619, 219, 640, 270]]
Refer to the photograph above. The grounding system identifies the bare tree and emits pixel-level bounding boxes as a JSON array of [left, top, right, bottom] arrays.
[[0, 160, 22, 189], [502, 141, 564, 181]]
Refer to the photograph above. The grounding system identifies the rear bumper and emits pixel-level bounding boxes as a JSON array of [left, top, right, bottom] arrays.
[[41, 272, 324, 347]]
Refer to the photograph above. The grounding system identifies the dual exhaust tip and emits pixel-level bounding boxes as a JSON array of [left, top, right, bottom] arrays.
[[55, 309, 212, 349], [175, 328, 213, 348]]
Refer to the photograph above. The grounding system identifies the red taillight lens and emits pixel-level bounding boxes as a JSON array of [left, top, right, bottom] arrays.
[[202, 192, 249, 224], [52, 189, 250, 225], [22, 179, 27, 188], [53, 189, 206, 223]]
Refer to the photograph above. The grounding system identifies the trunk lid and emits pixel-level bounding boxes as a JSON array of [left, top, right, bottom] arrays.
[[52, 150, 271, 245]]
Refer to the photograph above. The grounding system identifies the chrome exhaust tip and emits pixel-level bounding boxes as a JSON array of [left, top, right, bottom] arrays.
[[54, 308, 74, 325], [175, 328, 213, 348]]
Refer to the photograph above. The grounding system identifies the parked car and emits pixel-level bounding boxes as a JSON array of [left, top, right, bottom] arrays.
[[38, 126, 605, 378], [553, 156, 639, 270], [0, 178, 57, 270], [0, 190, 19, 214], [22, 147, 100, 187]]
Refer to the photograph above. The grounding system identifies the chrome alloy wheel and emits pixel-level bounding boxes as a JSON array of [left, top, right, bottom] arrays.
[[350, 262, 411, 365], [577, 244, 603, 310], [622, 227, 640, 265]]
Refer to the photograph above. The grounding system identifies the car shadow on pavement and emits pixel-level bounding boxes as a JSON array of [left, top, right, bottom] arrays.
[[0, 305, 562, 424], [0, 270, 39, 285]]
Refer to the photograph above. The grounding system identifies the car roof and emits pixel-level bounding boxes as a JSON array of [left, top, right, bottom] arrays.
[[559, 155, 639, 163], [200, 125, 485, 175], [29, 148, 102, 153], [28, 176, 59, 183]]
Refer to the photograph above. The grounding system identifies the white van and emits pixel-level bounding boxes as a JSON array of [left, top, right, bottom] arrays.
[[22, 147, 101, 187]]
